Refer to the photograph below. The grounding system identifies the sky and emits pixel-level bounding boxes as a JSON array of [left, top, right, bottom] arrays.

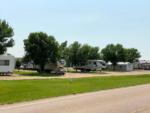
[[0, 0, 150, 59]]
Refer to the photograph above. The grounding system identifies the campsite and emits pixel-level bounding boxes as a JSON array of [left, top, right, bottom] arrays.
[[0, 18, 150, 103], [0, 1, 150, 113]]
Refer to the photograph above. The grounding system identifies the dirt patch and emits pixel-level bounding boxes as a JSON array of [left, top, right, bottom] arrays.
[[63, 70, 150, 78]]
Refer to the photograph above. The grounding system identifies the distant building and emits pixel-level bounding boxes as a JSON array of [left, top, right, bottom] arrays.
[[107, 62, 133, 72]]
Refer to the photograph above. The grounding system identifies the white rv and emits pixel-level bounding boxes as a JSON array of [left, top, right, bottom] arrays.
[[75, 60, 107, 72], [136, 60, 150, 70], [107, 62, 133, 72], [0, 54, 16, 74]]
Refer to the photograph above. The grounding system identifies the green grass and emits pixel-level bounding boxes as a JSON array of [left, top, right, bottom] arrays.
[[14, 70, 56, 77], [0, 75, 150, 104]]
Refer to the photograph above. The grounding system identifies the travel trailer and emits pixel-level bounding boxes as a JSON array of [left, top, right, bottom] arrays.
[[0, 54, 16, 75], [20, 61, 65, 75], [107, 62, 133, 72], [139, 60, 150, 70], [74, 60, 107, 72], [133, 60, 150, 70]]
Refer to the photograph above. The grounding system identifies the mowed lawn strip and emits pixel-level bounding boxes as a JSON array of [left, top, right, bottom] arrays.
[[0, 75, 150, 104], [14, 70, 54, 76]]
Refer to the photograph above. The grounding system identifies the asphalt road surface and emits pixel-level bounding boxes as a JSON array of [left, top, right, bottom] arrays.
[[0, 84, 150, 113]]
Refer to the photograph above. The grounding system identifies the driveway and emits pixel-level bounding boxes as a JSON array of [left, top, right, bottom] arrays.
[[0, 84, 150, 113]]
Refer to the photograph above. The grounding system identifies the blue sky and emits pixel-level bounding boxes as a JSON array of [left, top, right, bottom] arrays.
[[1, 0, 150, 59]]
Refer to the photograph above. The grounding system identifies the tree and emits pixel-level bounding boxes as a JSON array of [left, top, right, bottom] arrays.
[[101, 44, 126, 69], [0, 20, 14, 54], [68, 41, 81, 66], [78, 45, 101, 65], [22, 55, 30, 64], [66, 42, 101, 66], [78, 44, 92, 65], [15, 59, 21, 69], [125, 48, 141, 63], [24, 32, 59, 72], [59, 41, 68, 59], [88, 47, 101, 60], [63, 47, 70, 66]]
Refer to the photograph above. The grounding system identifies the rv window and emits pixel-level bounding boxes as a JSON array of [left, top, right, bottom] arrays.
[[101, 62, 106, 66], [0, 60, 9, 66], [94, 62, 97, 65]]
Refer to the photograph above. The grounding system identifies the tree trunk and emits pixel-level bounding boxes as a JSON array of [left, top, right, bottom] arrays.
[[39, 64, 45, 73]]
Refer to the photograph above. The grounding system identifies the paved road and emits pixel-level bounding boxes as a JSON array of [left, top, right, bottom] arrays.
[[0, 84, 150, 113]]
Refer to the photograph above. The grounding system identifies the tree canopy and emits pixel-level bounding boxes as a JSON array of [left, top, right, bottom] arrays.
[[0, 20, 14, 54], [102, 44, 141, 66], [59, 41, 101, 66], [24, 32, 59, 72], [68, 41, 81, 66], [59, 41, 68, 59], [101, 44, 126, 65], [15, 58, 22, 69], [125, 48, 141, 63]]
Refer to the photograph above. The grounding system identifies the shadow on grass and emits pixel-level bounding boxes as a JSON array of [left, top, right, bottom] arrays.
[[14, 70, 62, 77]]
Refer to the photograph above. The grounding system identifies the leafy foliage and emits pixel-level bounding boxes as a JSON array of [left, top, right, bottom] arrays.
[[68, 41, 81, 66], [15, 59, 22, 69], [88, 47, 101, 60], [59, 41, 101, 66], [102, 44, 141, 66], [0, 20, 14, 54], [125, 48, 141, 63], [59, 41, 68, 59], [24, 32, 59, 71], [102, 44, 126, 65]]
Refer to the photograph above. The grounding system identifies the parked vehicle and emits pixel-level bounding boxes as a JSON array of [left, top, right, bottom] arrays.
[[51, 67, 65, 75], [20, 61, 65, 75], [0, 54, 16, 75], [74, 60, 107, 72], [142, 63, 150, 70], [133, 60, 150, 70], [107, 62, 133, 72]]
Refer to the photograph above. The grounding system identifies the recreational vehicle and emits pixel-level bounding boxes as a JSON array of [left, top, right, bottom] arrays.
[[139, 60, 150, 70], [107, 62, 133, 71], [74, 60, 107, 72], [133, 60, 150, 70], [20, 61, 65, 75], [0, 54, 16, 75]]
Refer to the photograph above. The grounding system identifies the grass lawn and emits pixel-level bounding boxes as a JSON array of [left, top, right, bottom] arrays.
[[0, 74, 150, 104], [14, 70, 55, 77]]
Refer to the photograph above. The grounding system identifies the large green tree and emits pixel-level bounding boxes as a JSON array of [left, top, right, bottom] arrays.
[[68, 41, 81, 66], [101, 44, 126, 67], [15, 58, 22, 69], [88, 46, 101, 60], [66, 42, 101, 66], [78, 44, 92, 65], [78, 45, 101, 65], [0, 20, 14, 54], [125, 48, 141, 63], [59, 41, 68, 59], [24, 32, 59, 72]]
